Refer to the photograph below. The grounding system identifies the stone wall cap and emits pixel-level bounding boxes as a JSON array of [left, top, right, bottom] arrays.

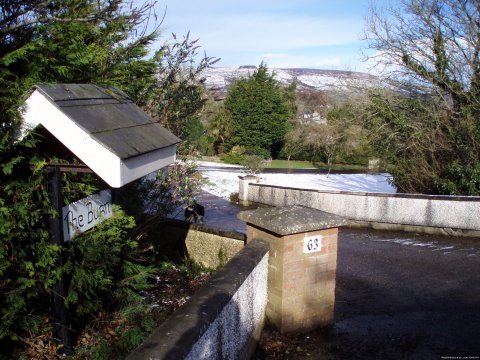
[[239, 175, 259, 180], [238, 205, 347, 235]]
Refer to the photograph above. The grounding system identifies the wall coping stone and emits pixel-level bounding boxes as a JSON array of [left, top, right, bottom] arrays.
[[239, 175, 259, 180], [248, 183, 480, 202], [125, 239, 269, 360], [238, 205, 346, 236], [161, 218, 246, 241]]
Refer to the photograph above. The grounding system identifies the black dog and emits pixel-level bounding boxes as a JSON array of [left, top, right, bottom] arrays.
[[184, 203, 205, 223]]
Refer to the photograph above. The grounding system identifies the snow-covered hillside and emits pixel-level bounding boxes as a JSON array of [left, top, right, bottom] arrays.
[[201, 66, 379, 92]]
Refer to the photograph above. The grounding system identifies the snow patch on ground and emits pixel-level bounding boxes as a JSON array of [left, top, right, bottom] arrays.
[[198, 161, 396, 200], [374, 238, 480, 256]]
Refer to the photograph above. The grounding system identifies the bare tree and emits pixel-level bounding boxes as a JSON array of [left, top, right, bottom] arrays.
[[304, 123, 343, 171], [362, 0, 480, 195], [364, 0, 480, 113], [283, 125, 306, 165]]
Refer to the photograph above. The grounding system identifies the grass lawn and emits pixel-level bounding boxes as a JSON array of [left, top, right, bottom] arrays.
[[199, 156, 368, 171], [267, 159, 368, 171], [268, 159, 316, 169]]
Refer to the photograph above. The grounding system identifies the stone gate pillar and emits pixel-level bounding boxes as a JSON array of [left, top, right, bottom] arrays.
[[238, 205, 346, 333], [238, 175, 257, 206]]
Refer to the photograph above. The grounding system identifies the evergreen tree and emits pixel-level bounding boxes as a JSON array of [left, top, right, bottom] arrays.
[[0, 0, 214, 345], [224, 63, 294, 157], [0, 0, 161, 342]]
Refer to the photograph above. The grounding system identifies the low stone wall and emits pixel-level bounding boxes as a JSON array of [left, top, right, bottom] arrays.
[[240, 180, 480, 236], [126, 239, 269, 360], [146, 219, 245, 269]]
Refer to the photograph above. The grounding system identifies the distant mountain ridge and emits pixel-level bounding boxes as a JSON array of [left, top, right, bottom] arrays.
[[201, 66, 378, 93]]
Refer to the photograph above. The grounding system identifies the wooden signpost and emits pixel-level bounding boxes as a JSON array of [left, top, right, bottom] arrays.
[[46, 166, 72, 351], [47, 165, 114, 352]]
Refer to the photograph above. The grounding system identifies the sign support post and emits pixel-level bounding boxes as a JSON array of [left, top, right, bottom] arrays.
[[46, 165, 72, 352]]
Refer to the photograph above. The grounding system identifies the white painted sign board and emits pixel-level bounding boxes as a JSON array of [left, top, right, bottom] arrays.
[[62, 189, 113, 241], [304, 235, 322, 254]]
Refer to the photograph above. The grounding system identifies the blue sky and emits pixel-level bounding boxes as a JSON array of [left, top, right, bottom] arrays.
[[151, 0, 392, 71]]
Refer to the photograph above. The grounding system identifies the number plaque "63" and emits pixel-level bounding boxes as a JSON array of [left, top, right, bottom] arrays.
[[303, 235, 322, 254]]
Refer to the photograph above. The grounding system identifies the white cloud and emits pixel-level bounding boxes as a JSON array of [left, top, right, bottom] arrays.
[[174, 14, 361, 54], [153, 0, 370, 69]]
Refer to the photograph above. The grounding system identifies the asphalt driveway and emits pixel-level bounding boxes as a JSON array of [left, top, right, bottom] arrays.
[[255, 228, 480, 359], [311, 228, 480, 359]]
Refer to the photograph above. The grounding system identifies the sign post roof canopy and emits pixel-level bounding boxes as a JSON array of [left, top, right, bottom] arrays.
[[23, 84, 181, 187]]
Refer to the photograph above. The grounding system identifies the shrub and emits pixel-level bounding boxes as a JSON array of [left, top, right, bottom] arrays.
[[245, 146, 271, 159], [119, 160, 205, 218], [197, 135, 215, 156], [221, 146, 246, 165], [433, 162, 480, 195], [229, 192, 239, 204], [241, 155, 266, 175], [63, 208, 154, 318], [0, 137, 60, 341]]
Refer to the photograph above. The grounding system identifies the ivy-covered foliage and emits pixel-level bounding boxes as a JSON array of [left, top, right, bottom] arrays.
[[362, 92, 448, 193], [361, 90, 480, 195]]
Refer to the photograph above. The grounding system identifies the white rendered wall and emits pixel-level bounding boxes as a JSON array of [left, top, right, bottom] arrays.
[[186, 253, 268, 360], [245, 183, 480, 232]]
